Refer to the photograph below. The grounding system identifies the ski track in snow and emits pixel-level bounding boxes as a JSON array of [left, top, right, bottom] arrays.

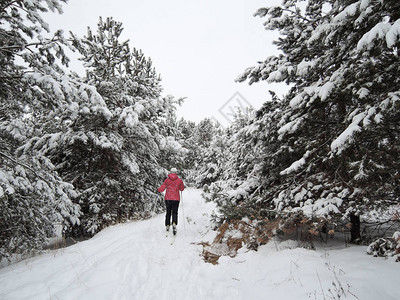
[[0, 188, 399, 300]]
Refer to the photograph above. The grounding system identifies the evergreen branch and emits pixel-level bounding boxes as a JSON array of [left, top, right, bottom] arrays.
[[0, 38, 62, 53], [0, 0, 19, 13], [0, 75, 23, 80], [0, 151, 51, 186], [281, 8, 311, 23]]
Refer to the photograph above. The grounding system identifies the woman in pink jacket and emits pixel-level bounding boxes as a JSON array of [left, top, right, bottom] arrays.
[[157, 168, 185, 235]]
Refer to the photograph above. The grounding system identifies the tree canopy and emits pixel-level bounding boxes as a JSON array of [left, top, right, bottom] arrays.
[[204, 0, 400, 242], [1, 2, 184, 262]]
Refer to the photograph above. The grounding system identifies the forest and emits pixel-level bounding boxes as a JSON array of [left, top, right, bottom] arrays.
[[1, 0, 399, 265]]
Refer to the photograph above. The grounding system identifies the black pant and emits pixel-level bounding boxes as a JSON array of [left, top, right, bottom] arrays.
[[165, 200, 180, 226]]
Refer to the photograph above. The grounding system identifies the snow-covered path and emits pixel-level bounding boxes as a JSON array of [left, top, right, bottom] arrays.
[[1, 188, 399, 300], [0, 188, 223, 300]]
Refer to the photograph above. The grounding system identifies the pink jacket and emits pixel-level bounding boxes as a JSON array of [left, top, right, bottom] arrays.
[[158, 173, 184, 200]]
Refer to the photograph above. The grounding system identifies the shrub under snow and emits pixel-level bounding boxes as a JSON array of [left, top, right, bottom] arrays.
[[367, 232, 400, 261]]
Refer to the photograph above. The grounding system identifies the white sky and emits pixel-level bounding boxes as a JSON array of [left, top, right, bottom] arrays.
[[45, 0, 286, 125]]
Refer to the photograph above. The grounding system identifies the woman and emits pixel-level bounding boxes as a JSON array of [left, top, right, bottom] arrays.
[[157, 168, 185, 235]]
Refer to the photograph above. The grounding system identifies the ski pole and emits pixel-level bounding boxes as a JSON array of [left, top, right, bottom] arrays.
[[181, 191, 186, 232]]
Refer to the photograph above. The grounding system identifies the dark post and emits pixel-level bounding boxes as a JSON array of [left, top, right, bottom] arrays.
[[350, 214, 361, 243]]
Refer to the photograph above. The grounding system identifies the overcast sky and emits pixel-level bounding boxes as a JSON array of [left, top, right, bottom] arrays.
[[45, 0, 285, 125]]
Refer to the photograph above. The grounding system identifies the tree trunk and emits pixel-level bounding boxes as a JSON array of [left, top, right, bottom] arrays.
[[350, 214, 361, 243]]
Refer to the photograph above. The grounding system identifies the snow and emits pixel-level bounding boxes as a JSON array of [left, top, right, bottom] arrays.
[[280, 150, 311, 175], [330, 111, 366, 154], [360, 0, 372, 11], [318, 81, 335, 101], [119, 107, 139, 128], [0, 188, 399, 300], [333, 2, 359, 23], [302, 196, 343, 217], [278, 117, 303, 137], [357, 87, 370, 99], [357, 22, 392, 50], [386, 19, 400, 48], [122, 154, 140, 174], [296, 59, 316, 76]]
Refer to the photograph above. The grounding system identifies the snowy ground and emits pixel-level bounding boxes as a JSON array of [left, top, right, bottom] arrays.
[[0, 188, 399, 300]]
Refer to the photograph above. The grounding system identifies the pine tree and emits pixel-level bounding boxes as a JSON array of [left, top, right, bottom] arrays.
[[176, 118, 197, 174], [193, 118, 217, 148], [155, 97, 187, 174], [202, 107, 275, 221], [195, 124, 228, 187], [190, 118, 227, 186], [232, 0, 400, 242], [26, 17, 184, 236], [0, 0, 81, 262]]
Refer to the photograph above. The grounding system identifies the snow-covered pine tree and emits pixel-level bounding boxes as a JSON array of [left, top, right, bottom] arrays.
[[25, 17, 184, 236], [222, 109, 262, 189], [176, 118, 197, 175], [195, 124, 228, 188], [194, 118, 217, 148], [235, 0, 400, 242], [155, 97, 187, 175], [202, 105, 279, 221], [0, 0, 81, 262], [189, 118, 227, 186]]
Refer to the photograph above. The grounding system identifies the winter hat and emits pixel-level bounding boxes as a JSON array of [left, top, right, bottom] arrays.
[[170, 167, 178, 173]]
